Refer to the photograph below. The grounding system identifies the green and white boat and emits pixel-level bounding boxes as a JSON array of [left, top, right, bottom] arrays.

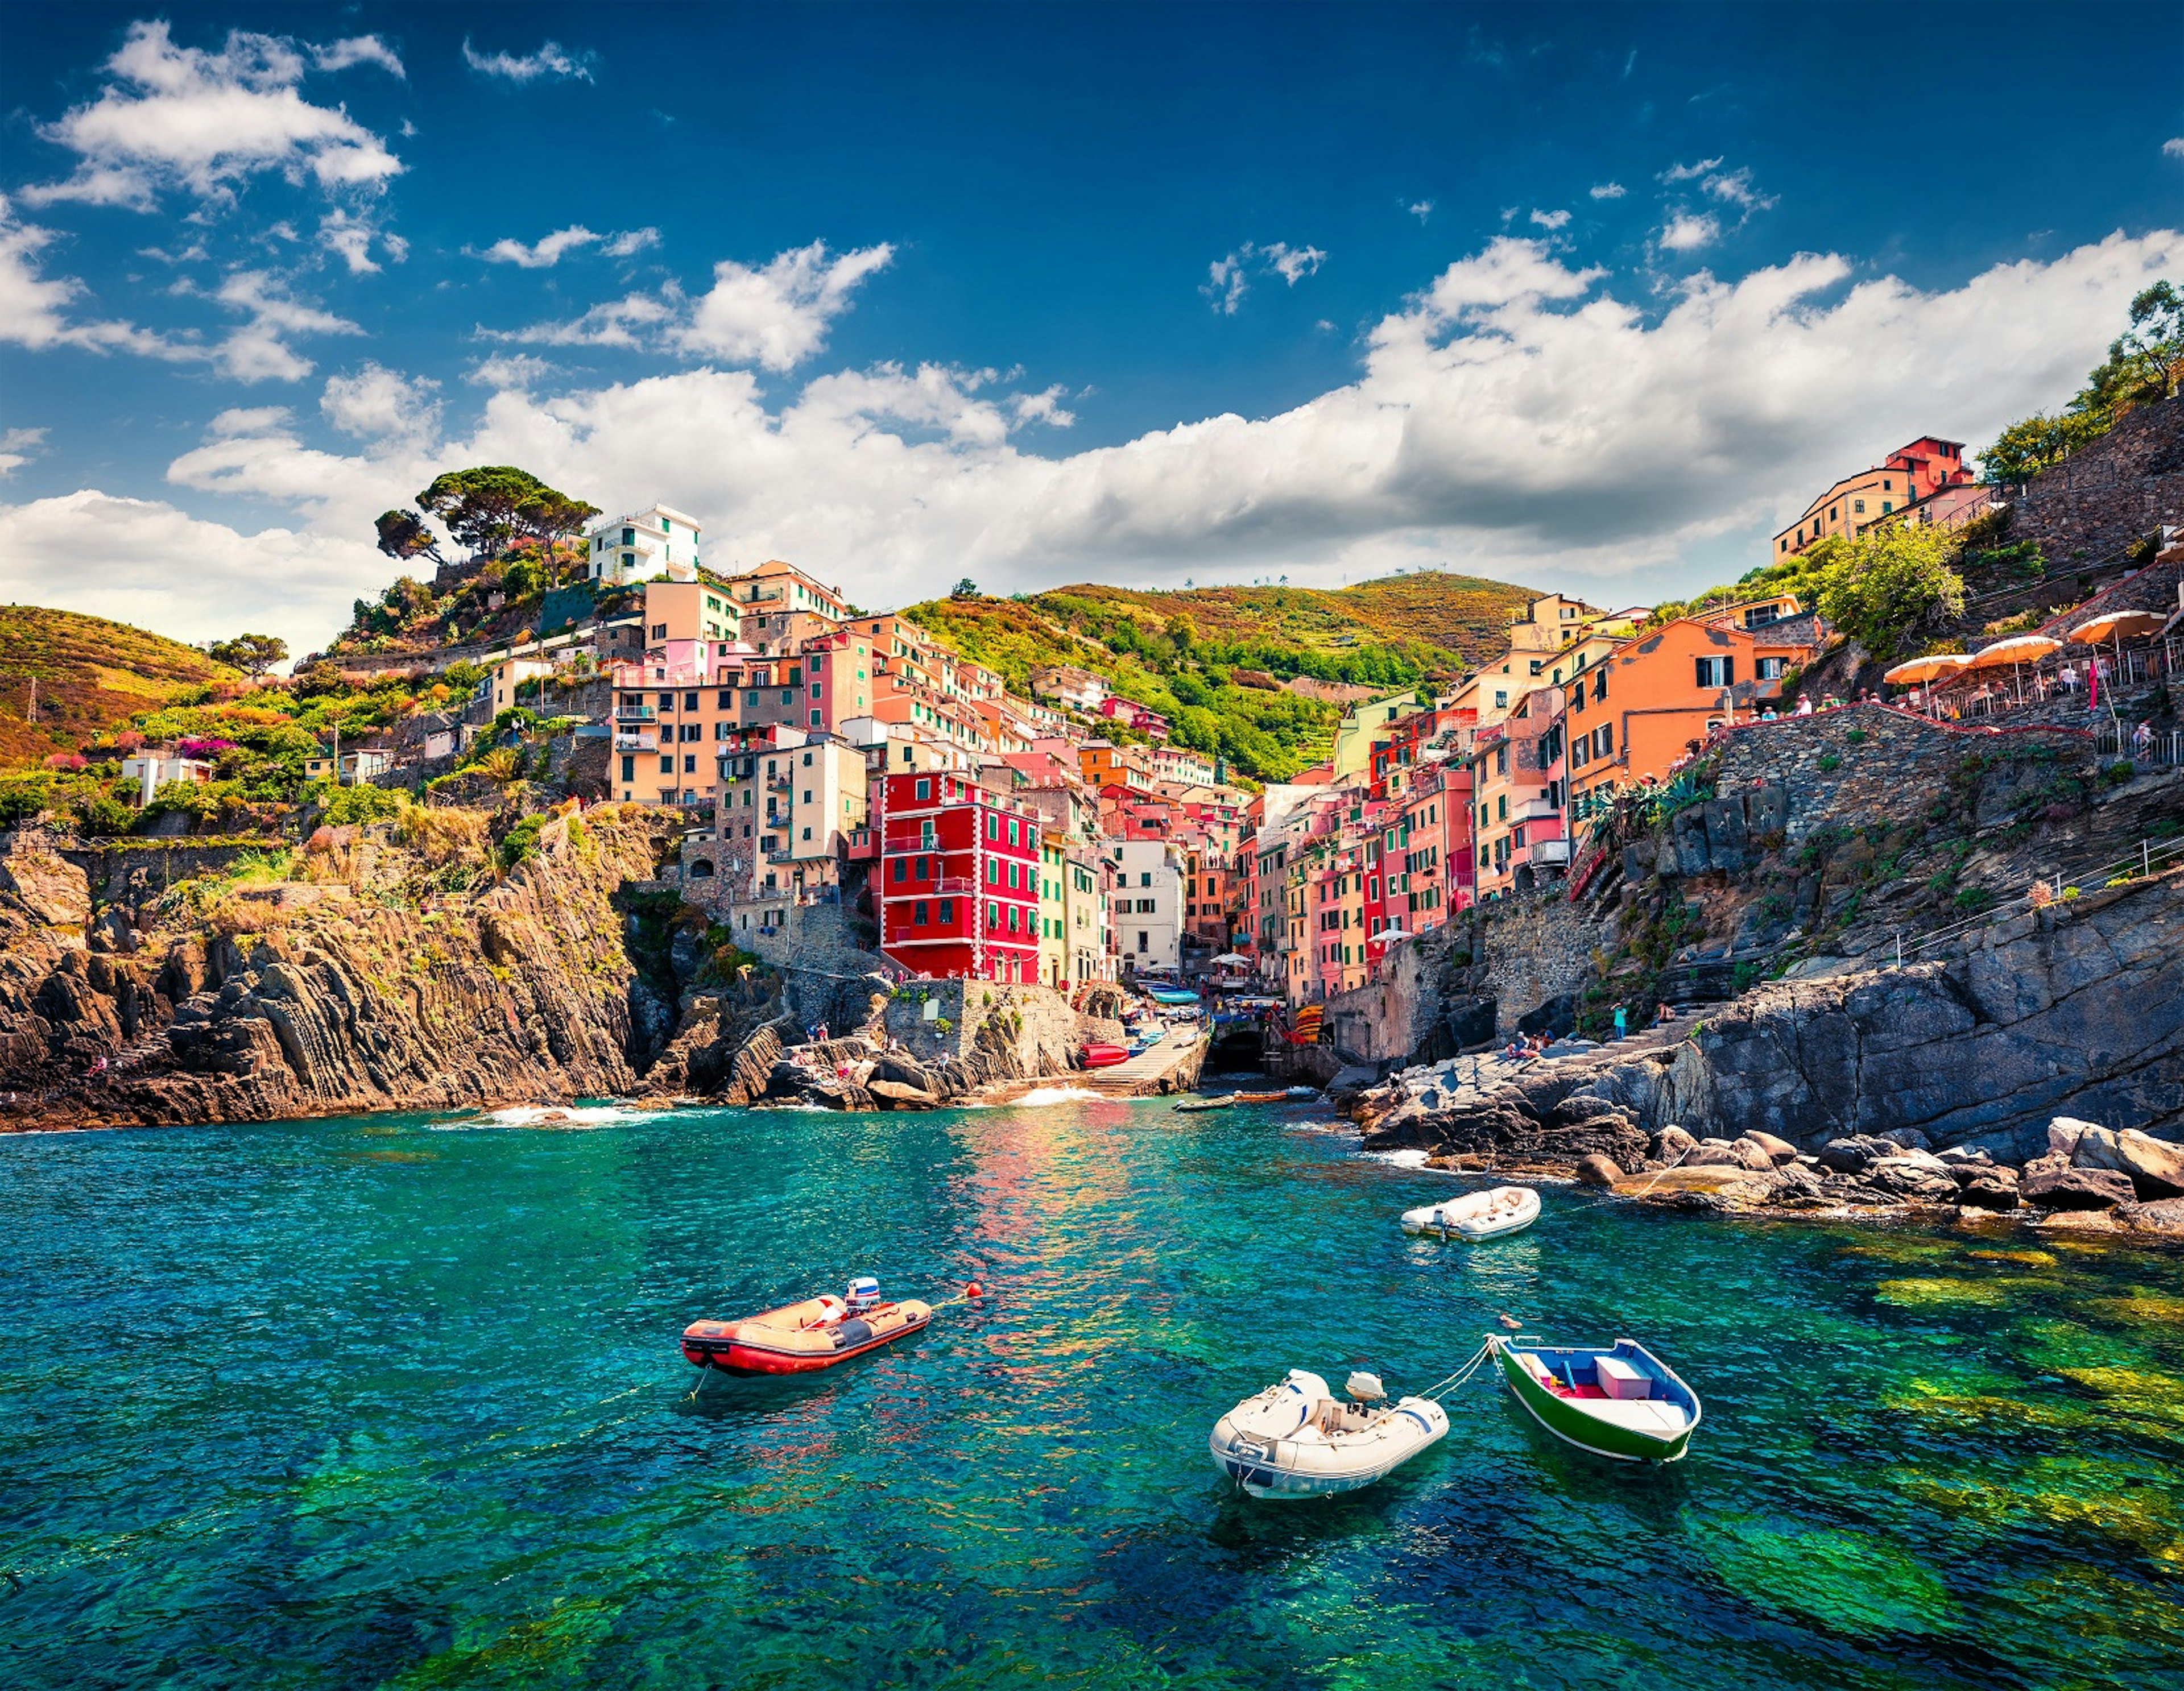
[[1486, 1334, 1701, 1464]]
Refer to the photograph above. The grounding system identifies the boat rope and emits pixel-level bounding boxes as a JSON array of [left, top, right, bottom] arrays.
[[1416, 1340, 1495, 1403]]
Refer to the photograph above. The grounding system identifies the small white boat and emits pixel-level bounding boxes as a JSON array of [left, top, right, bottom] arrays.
[[1401, 1186, 1540, 1241], [1209, 1369, 1448, 1499]]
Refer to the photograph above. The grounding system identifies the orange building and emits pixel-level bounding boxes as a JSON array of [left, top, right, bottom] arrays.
[[1773, 437, 1972, 558]]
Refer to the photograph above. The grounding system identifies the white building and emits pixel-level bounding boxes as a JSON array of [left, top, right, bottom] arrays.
[[1109, 839, 1185, 975], [1151, 745, 1218, 788], [1030, 664, 1111, 715], [589, 504, 703, 586]]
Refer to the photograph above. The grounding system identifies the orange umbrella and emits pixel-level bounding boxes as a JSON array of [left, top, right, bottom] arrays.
[[1883, 653, 1969, 683], [1968, 634, 2060, 708]]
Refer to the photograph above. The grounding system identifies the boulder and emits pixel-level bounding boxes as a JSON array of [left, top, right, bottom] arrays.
[[2021, 1164, 2136, 1211], [1956, 1175, 2021, 1212], [1651, 1125, 1697, 1164], [1863, 1157, 1963, 1204], [2047, 1117, 2101, 1159], [871, 1052, 936, 1094], [867, 1077, 938, 1109], [1815, 1134, 1895, 1175], [1745, 1130, 1799, 1166], [1684, 1138, 1749, 1168], [1935, 1144, 1993, 1168], [1575, 1153, 1622, 1188], [1727, 1137, 1778, 1172], [1880, 1127, 1933, 1153], [2120, 1197, 2184, 1236], [2071, 1127, 2184, 1198]]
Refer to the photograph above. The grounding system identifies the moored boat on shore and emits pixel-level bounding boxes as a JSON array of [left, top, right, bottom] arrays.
[[1487, 1334, 1701, 1462]]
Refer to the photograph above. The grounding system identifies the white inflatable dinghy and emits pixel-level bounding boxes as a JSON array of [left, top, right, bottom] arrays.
[[1400, 1186, 1540, 1241], [1209, 1369, 1448, 1499]]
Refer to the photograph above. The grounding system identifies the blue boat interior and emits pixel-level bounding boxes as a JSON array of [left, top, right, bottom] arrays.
[[1507, 1338, 1698, 1415]]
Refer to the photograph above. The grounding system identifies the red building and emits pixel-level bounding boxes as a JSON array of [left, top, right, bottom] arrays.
[[877, 769, 1042, 982]]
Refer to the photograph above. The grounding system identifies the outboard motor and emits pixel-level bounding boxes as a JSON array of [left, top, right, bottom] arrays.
[[1345, 1371, 1387, 1404], [845, 1276, 882, 1315]]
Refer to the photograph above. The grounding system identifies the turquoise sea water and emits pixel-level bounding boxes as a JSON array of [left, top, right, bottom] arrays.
[[2, 1096, 2181, 1689]]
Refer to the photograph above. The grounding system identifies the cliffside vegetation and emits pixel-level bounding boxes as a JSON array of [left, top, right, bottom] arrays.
[[0, 606, 244, 772], [906, 569, 1536, 780]]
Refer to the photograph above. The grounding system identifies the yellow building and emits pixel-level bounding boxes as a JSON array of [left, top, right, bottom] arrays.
[[1330, 690, 1427, 779]]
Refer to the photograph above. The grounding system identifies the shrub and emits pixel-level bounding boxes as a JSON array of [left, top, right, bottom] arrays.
[[1953, 887, 1996, 913], [1817, 754, 1841, 772], [321, 784, 406, 826], [498, 814, 546, 871], [1842, 728, 1867, 745]]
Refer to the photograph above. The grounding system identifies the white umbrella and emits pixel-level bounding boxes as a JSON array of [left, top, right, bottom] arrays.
[[1211, 952, 1250, 966]]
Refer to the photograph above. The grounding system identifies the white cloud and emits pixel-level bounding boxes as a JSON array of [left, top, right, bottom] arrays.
[[1202, 241, 1327, 313], [20, 229, 2179, 650], [1660, 156, 1724, 183], [319, 209, 400, 274], [1657, 213, 1721, 253], [1263, 243, 1327, 285], [321, 363, 441, 446], [2165, 138, 2184, 159], [312, 37, 406, 77], [207, 270, 361, 380], [1204, 252, 1248, 316], [0, 195, 187, 359], [476, 225, 602, 268], [462, 39, 597, 84], [1408, 200, 1434, 223], [0, 488, 386, 656], [466, 353, 557, 389], [495, 290, 680, 349], [21, 21, 402, 210], [677, 241, 895, 370], [1589, 182, 1627, 200], [1530, 208, 1572, 230], [603, 227, 661, 258], [1702, 165, 1776, 213], [0, 426, 47, 476], [1012, 386, 1076, 428], [208, 406, 292, 437]]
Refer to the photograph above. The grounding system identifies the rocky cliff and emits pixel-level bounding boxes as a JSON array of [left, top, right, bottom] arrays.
[[1346, 864, 2184, 1236], [0, 808, 682, 1130]]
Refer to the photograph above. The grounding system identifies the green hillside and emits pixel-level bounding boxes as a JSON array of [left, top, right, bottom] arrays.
[[903, 569, 1538, 782], [0, 606, 244, 770]]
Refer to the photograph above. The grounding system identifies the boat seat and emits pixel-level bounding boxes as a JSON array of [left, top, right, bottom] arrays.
[[1579, 1399, 1690, 1436]]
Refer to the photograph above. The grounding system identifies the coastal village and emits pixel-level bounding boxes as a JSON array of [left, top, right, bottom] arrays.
[[2, 334, 2181, 1238]]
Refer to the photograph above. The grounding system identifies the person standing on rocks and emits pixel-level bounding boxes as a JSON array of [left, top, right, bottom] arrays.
[[1612, 1003, 1628, 1042]]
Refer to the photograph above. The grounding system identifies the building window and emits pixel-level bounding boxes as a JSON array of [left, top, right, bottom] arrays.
[[659, 756, 673, 774], [1853, 499, 1866, 515], [1695, 656, 1735, 687], [894, 859, 907, 883], [684, 755, 697, 773], [938, 899, 954, 923], [620, 756, 634, 781], [915, 777, 930, 800], [914, 901, 929, 926]]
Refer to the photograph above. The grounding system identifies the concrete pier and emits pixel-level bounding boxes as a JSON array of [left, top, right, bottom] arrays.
[[1078, 1027, 1210, 1096]]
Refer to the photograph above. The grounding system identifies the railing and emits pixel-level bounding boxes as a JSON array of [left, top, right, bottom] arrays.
[[1930, 637, 2181, 720], [935, 876, 974, 894], [614, 706, 657, 722], [2095, 723, 2184, 766], [1904, 832, 2184, 958], [613, 733, 656, 752]]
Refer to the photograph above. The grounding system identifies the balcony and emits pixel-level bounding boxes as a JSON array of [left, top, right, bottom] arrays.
[[766, 773, 792, 791], [1511, 796, 1562, 824], [613, 732, 657, 752], [614, 706, 657, 723], [736, 587, 784, 606], [935, 876, 974, 894]]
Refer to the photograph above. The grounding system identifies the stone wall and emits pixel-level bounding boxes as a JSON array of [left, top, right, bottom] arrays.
[[2007, 395, 2184, 566], [1323, 936, 1446, 1064], [1472, 893, 1603, 1036], [1713, 705, 2091, 845], [880, 980, 1080, 1076]]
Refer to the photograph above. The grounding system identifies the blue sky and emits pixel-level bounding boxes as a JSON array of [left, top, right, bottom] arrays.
[[3, 3, 2180, 655]]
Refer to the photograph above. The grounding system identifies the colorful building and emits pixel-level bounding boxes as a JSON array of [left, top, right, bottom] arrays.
[[877, 770, 1042, 982]]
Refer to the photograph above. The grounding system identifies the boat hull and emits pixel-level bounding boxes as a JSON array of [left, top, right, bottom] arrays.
[[1490, 1338, 1698, 1463], [682, 1297, 933, 1376], [1209, 1394, 1448, 1499], [1401, 1187, 1540, 1241]]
